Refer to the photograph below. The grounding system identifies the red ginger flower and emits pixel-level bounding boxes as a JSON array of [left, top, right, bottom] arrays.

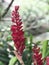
[[33, 44, 43, 65], [11, 6, 25, 55]]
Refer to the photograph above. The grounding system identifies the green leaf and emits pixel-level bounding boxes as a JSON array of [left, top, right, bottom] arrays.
[[0, 49, 8, 56], [0, 55, 9, 63], [42, 40, 48, 58], [0, 61, 4, 65], [30, 34, 33, 44], [6, 35, 12, 41], [29, 34, 33, 51], [22, 50, 31, 65], [9, 56, 17, 65]]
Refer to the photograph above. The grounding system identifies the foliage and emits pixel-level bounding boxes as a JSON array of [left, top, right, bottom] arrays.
[[9, 56, 17, 65]]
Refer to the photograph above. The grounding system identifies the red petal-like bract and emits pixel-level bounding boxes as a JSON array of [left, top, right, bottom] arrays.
[[33, 44, 43, 65], [11, 6, 25, 55]]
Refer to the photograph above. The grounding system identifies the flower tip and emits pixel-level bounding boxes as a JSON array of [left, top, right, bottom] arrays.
[[15, 6, 19, 11]]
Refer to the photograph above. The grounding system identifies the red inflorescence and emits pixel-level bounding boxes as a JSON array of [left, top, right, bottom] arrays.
[[33, 44, 43, 65], [11, 6, 25, 55]]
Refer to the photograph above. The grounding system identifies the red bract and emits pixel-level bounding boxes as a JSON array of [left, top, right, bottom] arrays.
[[15, 6, 19, 11], [33, 44, 43, 65], [11, 6, 25, 55]]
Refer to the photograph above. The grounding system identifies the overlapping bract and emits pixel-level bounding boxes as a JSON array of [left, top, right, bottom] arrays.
[[11, 6, 25, 55], [33, 45, 43, 65]]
